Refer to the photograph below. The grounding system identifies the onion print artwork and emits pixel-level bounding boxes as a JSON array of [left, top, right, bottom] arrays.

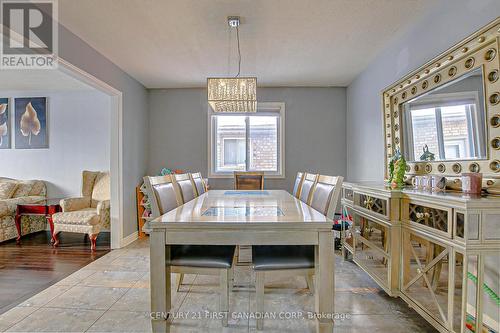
[[0, 98, 9, 148], [14, 97, 48, 149]]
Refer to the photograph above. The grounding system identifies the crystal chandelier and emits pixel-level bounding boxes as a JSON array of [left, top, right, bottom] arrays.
[[208, 17, 257, 112]]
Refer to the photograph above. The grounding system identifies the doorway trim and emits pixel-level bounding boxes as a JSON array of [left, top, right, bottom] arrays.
[[58, 58, 124, 249]]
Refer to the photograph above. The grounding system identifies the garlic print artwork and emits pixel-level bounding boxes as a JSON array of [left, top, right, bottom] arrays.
[[0, 100, 9, 149], [20, 102, 41, 146], [14, 97, 47, 149]]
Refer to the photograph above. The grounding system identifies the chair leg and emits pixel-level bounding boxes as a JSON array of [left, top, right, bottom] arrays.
[[89, 234, 98, 251], [230, 252, 238, 289], [220, 269, 229, 327], [255, 271, 265, 330], [53, 231, 60, 247], [176, 273, 184, 292], [306, 272, 315, 295]]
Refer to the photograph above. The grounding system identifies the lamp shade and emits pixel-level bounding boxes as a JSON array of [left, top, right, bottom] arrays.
[[207, 77, 257, 112]]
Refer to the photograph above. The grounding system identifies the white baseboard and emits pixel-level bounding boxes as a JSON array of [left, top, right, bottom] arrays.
[[120, 231, 138, 248]]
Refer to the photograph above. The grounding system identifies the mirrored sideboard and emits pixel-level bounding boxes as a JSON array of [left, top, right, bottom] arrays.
[[342, 182, 500, 333]]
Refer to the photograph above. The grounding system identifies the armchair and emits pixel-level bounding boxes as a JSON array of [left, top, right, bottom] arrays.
[[52, 170, 110, 250]]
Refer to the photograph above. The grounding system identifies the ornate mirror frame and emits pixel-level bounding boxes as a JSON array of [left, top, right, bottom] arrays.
[[382, 17, 500, 192]]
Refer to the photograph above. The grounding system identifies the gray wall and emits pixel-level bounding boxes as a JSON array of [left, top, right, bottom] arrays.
[[346, 0, 500, 181], [58, 25, 149, 238], [148, 87, 347, 191]]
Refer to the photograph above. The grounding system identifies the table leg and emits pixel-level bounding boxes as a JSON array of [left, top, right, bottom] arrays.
[[150, 230, 170, 333], [315, 231, 334, 333], [15, 209, 22, 244]]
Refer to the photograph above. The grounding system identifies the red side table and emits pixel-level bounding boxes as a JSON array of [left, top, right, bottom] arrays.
[[15, 198, 62, 244]]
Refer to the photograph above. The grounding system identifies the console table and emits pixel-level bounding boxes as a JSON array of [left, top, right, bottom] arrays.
[[15, 199, 61, 244], [341, 182, 499, 333]]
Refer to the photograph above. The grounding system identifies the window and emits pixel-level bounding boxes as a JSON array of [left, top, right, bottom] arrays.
[[209, 103, 284, 177]]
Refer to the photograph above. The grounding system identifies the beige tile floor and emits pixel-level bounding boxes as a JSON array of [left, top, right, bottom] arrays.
[[0, 239, 437, 333]]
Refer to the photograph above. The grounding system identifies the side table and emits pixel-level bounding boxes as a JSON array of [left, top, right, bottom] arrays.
[[15, 198, 62, 244]]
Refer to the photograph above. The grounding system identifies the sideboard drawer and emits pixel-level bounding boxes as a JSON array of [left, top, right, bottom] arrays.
[[403, 200, 453, 238], [354, 192, 389, 218]]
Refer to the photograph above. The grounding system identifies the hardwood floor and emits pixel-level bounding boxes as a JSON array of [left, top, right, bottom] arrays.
[[0, 231, 110, 314]]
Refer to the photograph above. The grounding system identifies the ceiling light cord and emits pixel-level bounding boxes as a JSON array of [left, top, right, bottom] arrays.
[[236, 25, 241, 78]]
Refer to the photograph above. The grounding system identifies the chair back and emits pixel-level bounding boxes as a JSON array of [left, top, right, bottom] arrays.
[[292, 172, 305, 198], [173, 173, 197, 203], [299, 173, 318, 204], [309, 175, 344, 219], [79, 170, 109, 207], [190, 172, 207, 196], [91, 172, 110, 207], [234, 172, 264, 190], [143, 175, 181, 216]]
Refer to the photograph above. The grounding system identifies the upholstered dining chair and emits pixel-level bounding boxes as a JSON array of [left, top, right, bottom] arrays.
[[233, 171, 265, 264], [234, 171, 264, 190], [189, 172, 207, 196], [173, 173, 197, 202], [143, 175, 235, 327], [309, 175, 344, 220], [52, 170, 110, 251], [252, 174, 343, 330], [292, 172, 305, 198], [172, 173, 200, 289], [298, 172, 319, 204]]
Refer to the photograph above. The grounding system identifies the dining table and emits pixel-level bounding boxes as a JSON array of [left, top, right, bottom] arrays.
[[145, 189, 335, 333]]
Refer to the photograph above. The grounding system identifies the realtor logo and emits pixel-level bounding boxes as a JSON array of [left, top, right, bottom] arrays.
[[0, 0, 58, 69]]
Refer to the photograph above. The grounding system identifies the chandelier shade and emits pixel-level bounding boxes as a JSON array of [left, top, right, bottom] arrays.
[[207, 77, 257, 113]]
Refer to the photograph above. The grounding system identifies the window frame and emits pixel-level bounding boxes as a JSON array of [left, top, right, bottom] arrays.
[[208, 102, 285, 178]]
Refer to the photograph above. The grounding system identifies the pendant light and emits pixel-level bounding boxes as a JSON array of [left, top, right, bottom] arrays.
[[207, 16, 257, 112]]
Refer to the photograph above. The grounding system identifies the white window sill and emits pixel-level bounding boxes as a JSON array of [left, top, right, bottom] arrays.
[[208, 173, 285, 179]]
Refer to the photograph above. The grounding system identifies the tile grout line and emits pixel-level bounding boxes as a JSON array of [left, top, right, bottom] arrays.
[[1, 306, 43, 332], [173, 273, 198, 318], [82, 263, 145, 332]]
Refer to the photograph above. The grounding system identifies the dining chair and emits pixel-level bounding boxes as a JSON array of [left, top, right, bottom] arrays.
[[234, 171, 264, 190], [309, 175, 344, 220], [233, 171, 264, 264], [252, 174, 343, 330], [173, 173, 197, 202], [298, 172, 319, 204], [292, 171, 305, 198], [143, 175, 235, 326], [190, 172, 207, 196]]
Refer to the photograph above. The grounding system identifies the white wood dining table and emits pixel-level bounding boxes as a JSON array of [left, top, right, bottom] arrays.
[[145, 190, 335, 333]]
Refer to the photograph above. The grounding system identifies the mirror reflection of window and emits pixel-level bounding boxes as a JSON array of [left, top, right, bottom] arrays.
[[410, 107, 440, 160], [402, 68, 486, 162], [441, 105, 474, 159]]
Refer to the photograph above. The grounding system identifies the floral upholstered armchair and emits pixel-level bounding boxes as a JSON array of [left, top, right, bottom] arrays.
[[52, 170, 110, 250]]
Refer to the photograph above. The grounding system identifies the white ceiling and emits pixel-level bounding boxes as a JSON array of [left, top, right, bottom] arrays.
[[0, 69, 94, 91], [59, 0, 435, 88]]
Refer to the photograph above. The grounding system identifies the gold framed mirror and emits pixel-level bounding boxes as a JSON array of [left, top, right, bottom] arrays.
[[382, 17, 500, 193]]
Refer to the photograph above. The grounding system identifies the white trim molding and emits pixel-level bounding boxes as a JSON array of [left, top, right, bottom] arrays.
[[58, 58, 124, 249], [121, 231, 139, 248]]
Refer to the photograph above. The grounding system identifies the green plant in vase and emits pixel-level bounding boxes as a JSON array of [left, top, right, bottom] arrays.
[[388, 149, 407, 189]]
